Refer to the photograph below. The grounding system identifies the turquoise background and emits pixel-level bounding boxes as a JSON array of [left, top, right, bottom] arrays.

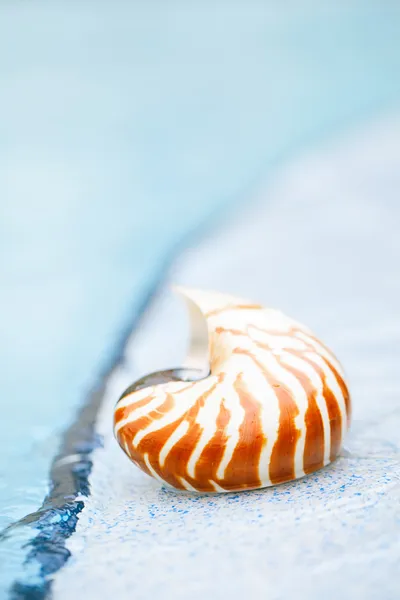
[[1, 0, 400, 594]]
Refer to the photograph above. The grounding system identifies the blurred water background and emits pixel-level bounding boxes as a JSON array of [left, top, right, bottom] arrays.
[[1, 0, 400, 595]]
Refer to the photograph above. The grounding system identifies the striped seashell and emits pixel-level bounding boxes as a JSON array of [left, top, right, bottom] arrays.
[[114, 288, 351, 493]]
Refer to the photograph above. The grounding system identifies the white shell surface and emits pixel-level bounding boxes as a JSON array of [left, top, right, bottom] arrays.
[[114, 288, 350, 491]]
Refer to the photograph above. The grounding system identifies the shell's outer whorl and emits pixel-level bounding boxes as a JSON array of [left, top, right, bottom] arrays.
[[114, 288, 351, 492]]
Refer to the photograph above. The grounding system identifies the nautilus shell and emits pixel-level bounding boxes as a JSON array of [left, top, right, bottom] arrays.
[[114, 288, 351, 493]]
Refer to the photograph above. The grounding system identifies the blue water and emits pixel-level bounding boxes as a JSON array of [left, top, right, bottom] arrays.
[[1, 0, 400, 594]]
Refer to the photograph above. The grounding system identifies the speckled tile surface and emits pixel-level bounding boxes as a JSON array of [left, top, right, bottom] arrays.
[[54, 115, 400, 600]]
